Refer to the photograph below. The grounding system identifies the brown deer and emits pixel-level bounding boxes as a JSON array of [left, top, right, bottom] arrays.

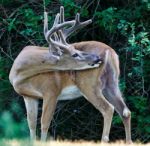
[[9, 7, 132, 143]]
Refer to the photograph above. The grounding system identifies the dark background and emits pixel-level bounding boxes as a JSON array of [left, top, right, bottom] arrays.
[[0, 0, 150, 143]]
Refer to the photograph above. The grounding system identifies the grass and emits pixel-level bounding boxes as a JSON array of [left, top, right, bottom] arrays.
[[0, 140, 150, 146]]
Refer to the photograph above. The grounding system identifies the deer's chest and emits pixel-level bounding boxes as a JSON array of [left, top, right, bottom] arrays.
[[57, 85, 82, 100]]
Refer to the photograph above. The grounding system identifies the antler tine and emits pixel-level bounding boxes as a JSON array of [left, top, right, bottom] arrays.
[[53, 33, 59, 41], [53, 13, 60, 26], [44, 11, 48, 40], [60, 6, 64, 23], [76, 13, 80, 24], [44, 11, 62, 55], [44, 11, 61, 41], [58, 30, 67, 45], [53, 32, 64, 55], [64, 13, 92, 38]]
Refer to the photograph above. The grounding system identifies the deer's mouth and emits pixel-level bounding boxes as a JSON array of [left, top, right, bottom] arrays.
[[93, 58, 102, 64], [88, 60, 102, 67], [71, 52, 102, 67]]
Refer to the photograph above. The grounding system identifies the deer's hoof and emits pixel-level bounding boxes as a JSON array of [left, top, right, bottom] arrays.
[[126, 140, 133, 144], [101, 136, 109, 143]]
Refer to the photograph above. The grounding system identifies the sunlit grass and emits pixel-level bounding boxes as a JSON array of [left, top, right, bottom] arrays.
[[0, 139, 150, 146]]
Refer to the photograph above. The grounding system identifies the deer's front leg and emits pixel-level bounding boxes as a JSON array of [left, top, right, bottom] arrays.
[[24, 97, 38, 140], [41, 95, 58, 141]]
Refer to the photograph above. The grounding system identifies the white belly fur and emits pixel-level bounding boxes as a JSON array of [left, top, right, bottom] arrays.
[[57, 85, 82, 100]]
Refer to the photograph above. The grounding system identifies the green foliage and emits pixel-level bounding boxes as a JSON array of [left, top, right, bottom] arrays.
[[0, 0, 150, 142], [0, 111, 28, 138], [128, 96, 150, 141], [95, 7, 118, 32]]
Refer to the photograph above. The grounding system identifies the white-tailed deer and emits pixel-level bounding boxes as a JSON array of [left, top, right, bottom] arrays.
[[9, 7, 132, 143]]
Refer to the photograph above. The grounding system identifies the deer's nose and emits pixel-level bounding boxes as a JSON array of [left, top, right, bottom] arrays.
[[94, 58, 101, 64]]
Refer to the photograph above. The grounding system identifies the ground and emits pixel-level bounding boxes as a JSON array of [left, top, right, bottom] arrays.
[[0, 140, 150, 146]]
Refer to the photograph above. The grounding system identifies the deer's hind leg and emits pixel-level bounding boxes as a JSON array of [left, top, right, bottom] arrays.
[[24, 96, 38, 140], [103, 82, 132, 143], [77, 81, 114, 142]]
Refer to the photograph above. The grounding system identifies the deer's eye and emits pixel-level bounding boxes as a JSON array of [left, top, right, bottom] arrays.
[[72, 53, 79, 58]]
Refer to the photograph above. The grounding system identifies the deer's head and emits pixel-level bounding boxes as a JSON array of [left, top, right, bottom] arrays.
[[44, 6, 102, 66]]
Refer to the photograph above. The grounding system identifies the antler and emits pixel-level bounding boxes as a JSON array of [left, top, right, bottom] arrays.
[[44, 6, 92, 59], [61, 9, 92, 39]]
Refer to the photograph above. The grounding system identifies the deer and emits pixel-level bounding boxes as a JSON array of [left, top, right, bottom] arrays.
[[9, 6, 132, 143]]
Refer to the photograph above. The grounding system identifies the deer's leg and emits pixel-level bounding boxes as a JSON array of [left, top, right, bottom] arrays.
[[79, 86, 114, 142], [103, 85, 132, 143], [24, 97, 38, 140], [41, 96, 57, 141]]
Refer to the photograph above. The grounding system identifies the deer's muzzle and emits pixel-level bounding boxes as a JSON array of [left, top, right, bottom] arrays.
[[72, 52, 102, 66]]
